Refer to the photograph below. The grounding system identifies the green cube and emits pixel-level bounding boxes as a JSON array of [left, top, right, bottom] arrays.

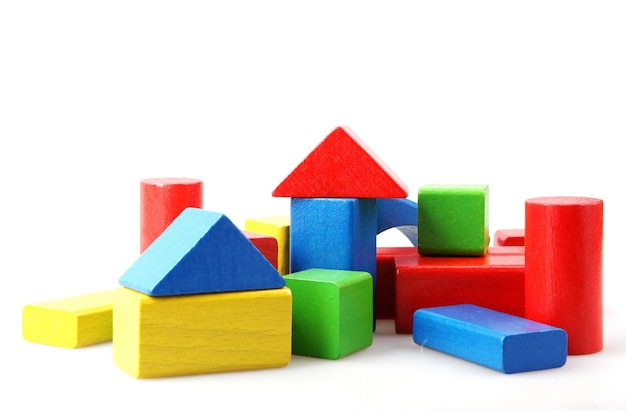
[[418, 184, 490, 256], [284, 268, 373, 359]]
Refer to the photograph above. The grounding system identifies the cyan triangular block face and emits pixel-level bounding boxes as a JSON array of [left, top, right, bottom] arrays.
[[119, 208, 285, 296]]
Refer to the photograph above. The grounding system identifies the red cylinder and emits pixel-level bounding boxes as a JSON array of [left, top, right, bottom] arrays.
[[525, 196, 603, 355], [140, 178, 203, 252]]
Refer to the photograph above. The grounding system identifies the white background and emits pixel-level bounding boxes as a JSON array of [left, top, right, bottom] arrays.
[[1, 1, 625, 410]]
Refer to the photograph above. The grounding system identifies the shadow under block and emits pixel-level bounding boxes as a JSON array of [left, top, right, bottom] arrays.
[[140, 178, 203, 253], [113, 287, 292, 378], [525, 196, 603, 355], [284, 269, 373, 359], [377, 198, 418, 246], [417, 184, 489, 256], [120, 208, 285, 296], [243, 230, 279, 269], [376, 247, 417, 319], [290, 198, 377, 279], [494, 229, 525, 246], [244, 216, 290, 275], [395, 249, 525, 334], [272, 125, 408, 198], [22, 289, 117, 348], [413, 304, 567, 374]]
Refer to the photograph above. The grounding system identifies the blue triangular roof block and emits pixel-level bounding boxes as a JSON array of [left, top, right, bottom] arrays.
[[119, 207, 286, 296]]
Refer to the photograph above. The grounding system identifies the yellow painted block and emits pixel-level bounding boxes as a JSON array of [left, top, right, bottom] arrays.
[[245, 215, 290, 274], [22, 289, 116, 348], [113, 286, 292, 378]]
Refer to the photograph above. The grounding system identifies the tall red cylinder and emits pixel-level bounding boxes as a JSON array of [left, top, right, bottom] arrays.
[[525, 196, 603, 355], [140, 178, 203, 252]]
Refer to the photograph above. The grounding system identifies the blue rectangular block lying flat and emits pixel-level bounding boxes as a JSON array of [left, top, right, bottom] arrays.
[[413, 304, 567, 374]]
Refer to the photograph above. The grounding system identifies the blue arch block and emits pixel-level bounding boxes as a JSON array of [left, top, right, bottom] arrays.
[[376, 198, 418, 246], [119, 208, 285, 296]]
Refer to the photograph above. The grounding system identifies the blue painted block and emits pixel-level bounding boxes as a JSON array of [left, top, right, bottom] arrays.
[[119, 208, 285, 296], [290, 198, 377, 279], [413, 304, 567, 374], [376, 198, 418, 246]]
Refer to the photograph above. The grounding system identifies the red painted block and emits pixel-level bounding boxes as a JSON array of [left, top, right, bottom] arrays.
[[525, 196, 603, 355], [494, 229, 525, 246], [140, 178, 203, 253], [243, 231, 279, 270], [487, 245, 525, 255], [272, 126, 408, 199], [395, 249, 525, 334], [375, 247, 417, 319]]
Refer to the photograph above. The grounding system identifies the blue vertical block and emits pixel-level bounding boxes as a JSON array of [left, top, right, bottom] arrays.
[[290, 198, 377, 281], [413, 304, 567, 374]]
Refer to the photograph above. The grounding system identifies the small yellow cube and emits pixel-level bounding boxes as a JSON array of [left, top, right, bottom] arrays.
[[245, 216, 290, 274]]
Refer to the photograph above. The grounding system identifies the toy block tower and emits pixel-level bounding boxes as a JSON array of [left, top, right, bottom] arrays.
[[115, 207, 292, 378], [272, 126, 409, 298]]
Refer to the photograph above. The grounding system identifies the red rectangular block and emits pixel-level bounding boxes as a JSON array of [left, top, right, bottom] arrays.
[[243, 231, 279, 270], [376, 247, 417, 319], [395, 249, 525, 334], [493, 229, 525, 246], [487, 245, 525, 255]]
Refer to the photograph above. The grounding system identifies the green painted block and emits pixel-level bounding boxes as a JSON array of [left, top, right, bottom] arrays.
[[284, 268, 373, 360], [417, 184, 490, 256]]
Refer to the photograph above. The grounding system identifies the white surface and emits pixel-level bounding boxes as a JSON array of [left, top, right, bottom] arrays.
[[1, 1, 625, 410]]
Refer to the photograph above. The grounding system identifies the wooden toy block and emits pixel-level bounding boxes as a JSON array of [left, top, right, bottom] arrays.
[[487, 245, 525, 255], [375, 246, 417, 319], [22, 289, 117, 348], [244, 216, 290, 275], [525, 196, 603, 355], [140, 178, 203, 252], [417, 184, 490, 256], [284, 269, 373, 359], [377, 198, 418, 246], [119, 207, 285, 296], [395, 249, 525, 334], [272, 125, 408, 198], [113, 287, 292, 378], [243, 230, 279, 269], [413, 304, 567, 374], [494, 229, 525, 246], [290, 197, 377, 282]]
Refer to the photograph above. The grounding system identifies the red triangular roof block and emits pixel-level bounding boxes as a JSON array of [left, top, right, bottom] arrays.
[[272, 126, 408, 198]]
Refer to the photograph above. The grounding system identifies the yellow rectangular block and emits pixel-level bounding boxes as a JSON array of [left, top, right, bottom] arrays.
[[113, 286, 292, 378], [245, 215, 290, 274], [22, 289, 116, 348]]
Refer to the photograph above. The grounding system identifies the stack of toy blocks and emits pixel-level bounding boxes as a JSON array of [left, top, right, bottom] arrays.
[[21, 125, 603, 377], [115, 207, 291, 378], [395, 184, 526, 335], [400, 184, 565, 373], [405, 186, 603, 372], [271, 126, 412, 358]]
